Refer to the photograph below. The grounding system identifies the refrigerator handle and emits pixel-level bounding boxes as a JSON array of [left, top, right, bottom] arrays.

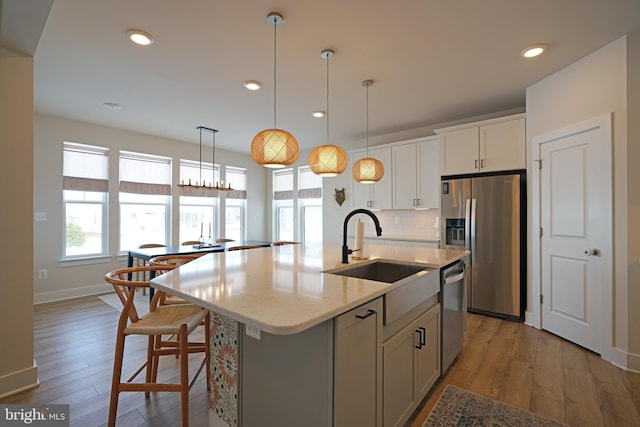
[[464, 198, 471, 254], [470, 198, 477, 265]]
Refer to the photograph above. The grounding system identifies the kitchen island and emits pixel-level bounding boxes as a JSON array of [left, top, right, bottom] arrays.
[[151, 243, 467, 427]]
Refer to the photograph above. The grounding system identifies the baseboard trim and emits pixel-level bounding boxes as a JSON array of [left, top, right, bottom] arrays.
[[34, 283, 112, 305], [0, 360, 39, 399], [607, 347, 640, 373]]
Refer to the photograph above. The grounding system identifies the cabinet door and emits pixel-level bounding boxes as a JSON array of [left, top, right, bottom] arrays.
[[392, 143, 418, 209], [370, 147, 392, 210], [416, 139, 439, 209], [415, 304, 440, 399], [438, 127, 479, 175], [334, 298, 382, 427], [383, 321, 417, 427], [479, 118, 525, 171]]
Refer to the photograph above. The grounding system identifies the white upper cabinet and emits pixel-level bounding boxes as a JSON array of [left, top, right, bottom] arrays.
[[436, 114, 525, 176], [352, 147, 393, 210], [392, 137, 439, 210]]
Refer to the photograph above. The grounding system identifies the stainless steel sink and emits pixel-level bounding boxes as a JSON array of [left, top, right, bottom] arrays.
[[326, 260, 427, 283], [325, 259, 440, 324]]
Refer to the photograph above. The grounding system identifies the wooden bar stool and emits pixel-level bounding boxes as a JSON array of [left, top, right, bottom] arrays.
[[105, 265, 210, 427]]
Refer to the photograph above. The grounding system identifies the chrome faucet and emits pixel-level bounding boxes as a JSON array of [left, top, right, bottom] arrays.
[[342, 209, 382, 263]]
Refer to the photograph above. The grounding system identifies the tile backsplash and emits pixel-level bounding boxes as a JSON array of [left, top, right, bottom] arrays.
[[360, 209, 440, 241]]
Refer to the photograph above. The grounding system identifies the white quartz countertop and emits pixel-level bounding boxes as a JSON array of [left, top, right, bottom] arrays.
[[151, 243, 467, 335]]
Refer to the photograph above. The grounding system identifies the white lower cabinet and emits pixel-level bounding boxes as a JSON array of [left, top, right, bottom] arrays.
[[383, 303, 440, 427]]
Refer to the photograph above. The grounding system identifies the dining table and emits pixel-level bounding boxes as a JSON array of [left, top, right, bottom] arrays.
[[127, 240, 273, 298]]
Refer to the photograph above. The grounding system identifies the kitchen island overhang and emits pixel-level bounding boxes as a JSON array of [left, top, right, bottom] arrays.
[[150, 243, 467, 335], [150, 243, 467, 427]]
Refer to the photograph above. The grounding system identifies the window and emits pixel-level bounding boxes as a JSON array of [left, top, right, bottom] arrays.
[[273, 169, 294, 241], [178, 160, 219, 243], [63, 142, 109, 258], [224, 166, 247, 241], [298, 166, 323, 243], [119, 151, 171, 251]]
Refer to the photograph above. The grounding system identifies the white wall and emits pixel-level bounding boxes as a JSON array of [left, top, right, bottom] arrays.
[[0, 56, 38, 397], [33, 114, 268, 303], [526, 34, 640, 369]]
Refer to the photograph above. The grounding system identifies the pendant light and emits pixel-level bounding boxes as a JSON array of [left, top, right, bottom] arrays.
[[178, 126, 232, 191], [308, 49, 347, 177], [352, 80, 384, 183], [251, 12, 299, 168]]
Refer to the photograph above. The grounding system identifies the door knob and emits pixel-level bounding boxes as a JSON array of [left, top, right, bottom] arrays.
[[584, 248, 600, 256]]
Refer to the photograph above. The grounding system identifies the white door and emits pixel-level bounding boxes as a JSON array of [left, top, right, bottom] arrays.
[[538, 114, 612, 354]]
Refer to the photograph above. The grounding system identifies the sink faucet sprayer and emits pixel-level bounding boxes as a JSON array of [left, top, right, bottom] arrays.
[[342, 209, 382, 263]]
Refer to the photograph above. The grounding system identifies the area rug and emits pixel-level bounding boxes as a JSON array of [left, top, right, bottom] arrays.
[[98, 291, 149, 316], [424, 385, 566, 427]]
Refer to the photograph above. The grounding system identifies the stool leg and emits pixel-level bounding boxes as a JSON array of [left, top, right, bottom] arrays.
[[108, 331, 126, 427], [145, 335, 154, 397], [205, 312, 211, 390], [179, 324, 189, 426]]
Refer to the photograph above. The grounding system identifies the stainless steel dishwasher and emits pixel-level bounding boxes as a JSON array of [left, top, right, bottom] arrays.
[[441, 260, 466, 374]]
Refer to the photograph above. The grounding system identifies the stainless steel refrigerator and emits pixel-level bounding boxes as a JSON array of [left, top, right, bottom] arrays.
[[440, 171, 525, 321]]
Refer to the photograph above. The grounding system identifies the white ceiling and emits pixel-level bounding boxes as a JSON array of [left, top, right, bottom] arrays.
[[10, 0, 640, 152]]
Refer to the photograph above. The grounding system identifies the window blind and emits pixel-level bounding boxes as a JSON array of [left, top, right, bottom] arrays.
[[298, 166, 322, 199], [273, 168, 293, 200], [225, 166, 247, 199], [119, 150, 172, 195], [63, 142, 109, 192]]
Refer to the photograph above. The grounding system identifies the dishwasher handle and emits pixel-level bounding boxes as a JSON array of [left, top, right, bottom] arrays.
[[444, 271, 465, 285]]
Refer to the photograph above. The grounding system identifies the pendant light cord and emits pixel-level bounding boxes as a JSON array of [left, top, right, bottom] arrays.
[[326, 53, 330, 145], [199, 127, 203, 185], [365, 83, 370, 156], [273, 16, 277, 129]]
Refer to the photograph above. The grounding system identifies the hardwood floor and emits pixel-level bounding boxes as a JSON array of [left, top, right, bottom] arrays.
[[407, 313, 640, 427], [2, 296, 639, 426]]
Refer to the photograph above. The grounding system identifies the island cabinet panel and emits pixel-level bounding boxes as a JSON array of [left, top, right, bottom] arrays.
[[240, 320, 334, 427], [334, 298, 383, 427], [238, 297, 383, 427], [382, 303, 441, 427]]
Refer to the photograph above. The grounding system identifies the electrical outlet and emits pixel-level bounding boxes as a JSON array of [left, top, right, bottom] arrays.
[[394, 216, 400, 225], [245, 323, 261, 340], [35, 212, 47, 222], [38, 269, 48, 279]]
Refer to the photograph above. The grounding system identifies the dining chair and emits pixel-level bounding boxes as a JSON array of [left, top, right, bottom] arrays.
[[135, 243, 167, 295], [105, 265, 210, 427], [271, 241, 300, 246], [149, 254, 205, 305], [215, 238, 235, 243]]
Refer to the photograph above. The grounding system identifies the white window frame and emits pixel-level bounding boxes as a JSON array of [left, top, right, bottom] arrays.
[[62, 142, 109, 260], [224, 166, 247, 241], [178, 159, 220, 243], [118, 150, 172, 252]]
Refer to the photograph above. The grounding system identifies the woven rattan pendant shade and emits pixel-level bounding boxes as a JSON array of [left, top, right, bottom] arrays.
[[251, 128, 299, 168], [251, 12, 299, 169], [352, 157, 384, 183], [308, 144, 347, 177], [308, 49, 347, 177], [353, 79, 384, 183]]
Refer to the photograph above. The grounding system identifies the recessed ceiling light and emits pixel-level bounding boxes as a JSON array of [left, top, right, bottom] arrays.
[[312, 111, 325, 118], [244, 80, 262, 90], [102, 102, 122, 110], [126, 29, 154, 46], [521, 44, 547, 58]]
